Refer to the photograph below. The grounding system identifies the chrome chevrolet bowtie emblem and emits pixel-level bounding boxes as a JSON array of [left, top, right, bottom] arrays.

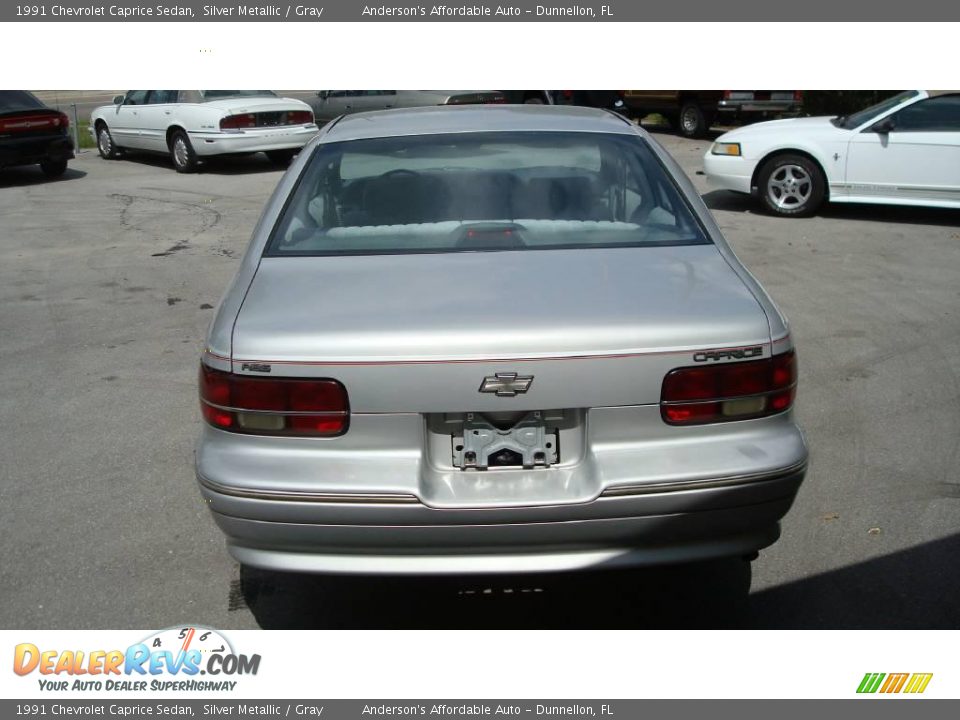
[[479, 372, 534, 397]]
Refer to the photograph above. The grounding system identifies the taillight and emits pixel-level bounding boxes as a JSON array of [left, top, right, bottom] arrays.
[[793, 90, 804, 102], [219, 113, 257, 130], [660, 351, 796, 425], [220, 110, 313, 131], [285, 110, 314, 124], [199, 365, 349, 436], [0, 112, 68, 134]]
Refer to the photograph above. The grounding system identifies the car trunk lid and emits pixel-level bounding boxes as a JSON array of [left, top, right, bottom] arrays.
[[201, 97, 309, 115], [231, 245, 772, 412]]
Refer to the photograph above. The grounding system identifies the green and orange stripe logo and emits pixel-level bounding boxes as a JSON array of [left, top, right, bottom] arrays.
[[857, 673, 933, 694]]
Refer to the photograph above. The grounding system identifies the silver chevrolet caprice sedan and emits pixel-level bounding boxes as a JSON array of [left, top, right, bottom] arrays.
[[197, 105, 807, 575]]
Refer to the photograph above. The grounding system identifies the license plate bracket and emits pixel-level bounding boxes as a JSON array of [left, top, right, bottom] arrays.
[[452, 411, 559, 470]]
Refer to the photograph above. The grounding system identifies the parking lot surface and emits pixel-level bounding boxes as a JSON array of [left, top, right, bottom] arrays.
[[2, 128, 958, 629]]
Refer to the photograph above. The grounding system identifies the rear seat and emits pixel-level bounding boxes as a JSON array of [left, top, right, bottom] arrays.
[[361, 172, 437, 225], [354, 171, 607, 225], [516, 177, 603, 220]]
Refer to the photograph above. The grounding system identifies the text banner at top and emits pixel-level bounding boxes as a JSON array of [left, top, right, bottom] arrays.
[[4, 0, 958, 21]]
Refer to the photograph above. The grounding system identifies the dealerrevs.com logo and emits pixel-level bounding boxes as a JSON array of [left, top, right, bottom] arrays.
[[13, 626, 260, 692]]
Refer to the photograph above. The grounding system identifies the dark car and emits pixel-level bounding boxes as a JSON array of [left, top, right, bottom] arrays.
[[553, 90, 628, 114], [498, 90, 628, 114], [0, 91, 75, 178]]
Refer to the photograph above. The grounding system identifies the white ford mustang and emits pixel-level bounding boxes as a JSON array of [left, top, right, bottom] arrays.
[[704, 90, 960, 216], [90, 90, 318, 173]]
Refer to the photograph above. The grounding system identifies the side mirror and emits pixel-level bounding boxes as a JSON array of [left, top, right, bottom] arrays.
[[113, 94, 125, 105], [317, 91, 328, 100], [870, 117, 895, 134]]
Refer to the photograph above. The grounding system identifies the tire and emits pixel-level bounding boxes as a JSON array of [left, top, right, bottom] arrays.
[[677, 101, 709, 138], [39, 158, 68, 178], [169, 129, 199, 173], [96, 123, 121, 159], [757, 154, 826, 217], [265, 149, 297, 166]]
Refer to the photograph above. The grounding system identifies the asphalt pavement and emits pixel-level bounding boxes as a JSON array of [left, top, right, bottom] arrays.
[[1, 126, 958, 629]]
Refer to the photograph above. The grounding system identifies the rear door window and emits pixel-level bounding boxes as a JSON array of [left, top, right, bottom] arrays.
[[146, 91, 179, 104], [123, 91, 148, 106]]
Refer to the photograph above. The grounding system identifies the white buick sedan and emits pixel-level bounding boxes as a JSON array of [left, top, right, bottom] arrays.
[[90, 90, 318, 173], [704, 90, 960, 216]]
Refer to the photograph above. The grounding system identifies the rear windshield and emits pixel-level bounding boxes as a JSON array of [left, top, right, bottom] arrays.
[[0, 90, 45, 113], [266, 131, 710, 256], [200, 90, 277, 100]]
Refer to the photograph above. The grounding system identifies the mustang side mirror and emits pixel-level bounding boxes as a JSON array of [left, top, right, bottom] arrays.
[[112, 94, 125, 105], [871, 117, 895, 134]]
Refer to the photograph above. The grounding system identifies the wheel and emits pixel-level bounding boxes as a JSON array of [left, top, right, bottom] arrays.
[[169, 129, 199, 173], [757, 154, 826, 217], [265, 149, 297, 166], [39, 158, 68, 178], [677, 101, 709, 138], [96, 123, 121, 159]]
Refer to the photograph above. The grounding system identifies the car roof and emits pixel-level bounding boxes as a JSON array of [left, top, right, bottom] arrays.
[[319, 105, 640, 143]]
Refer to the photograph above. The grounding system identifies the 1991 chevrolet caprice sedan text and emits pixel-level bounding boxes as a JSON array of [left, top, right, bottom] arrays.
[[197, 106, 807, 575]]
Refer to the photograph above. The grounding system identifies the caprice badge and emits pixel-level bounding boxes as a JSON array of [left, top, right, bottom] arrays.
[[479, 372, 534, 397], [693, 346, 763, 362]]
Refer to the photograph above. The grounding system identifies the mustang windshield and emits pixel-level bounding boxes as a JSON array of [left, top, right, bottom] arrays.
[[267, 131, 710, 256], [834, 91, 918, 129]]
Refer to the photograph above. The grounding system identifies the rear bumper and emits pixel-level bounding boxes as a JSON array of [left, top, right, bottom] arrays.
[[198, 464, 805, 575], [717, 100, 802, 117], [189, 124, 318, 156], [0, 134, 74, 168]]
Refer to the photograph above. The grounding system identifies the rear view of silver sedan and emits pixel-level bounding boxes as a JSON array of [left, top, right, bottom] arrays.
[[196, 105, 807, 575]]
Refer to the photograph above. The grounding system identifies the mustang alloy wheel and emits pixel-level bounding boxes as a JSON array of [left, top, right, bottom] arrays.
[[757, 154, 826, 217]]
